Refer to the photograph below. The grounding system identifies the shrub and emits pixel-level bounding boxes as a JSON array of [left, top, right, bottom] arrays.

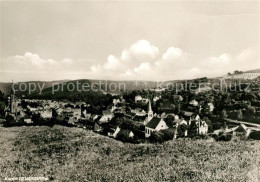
[[150, 131, 164, 143], [249, 131, 260, 140], [161, 129, 174, 140], [216, 132, 233, 141]]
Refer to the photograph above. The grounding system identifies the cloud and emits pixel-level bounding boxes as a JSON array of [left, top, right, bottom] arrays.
[[128, 40, 159, 62], [103, 55, 121, 70], [1, 41, 259, 82], [90, 40, 160, 78], [134, 62, 151, 73], [162, 47, 187, 61], [45, 41, 260, 81], [1, 52, 95, 81]]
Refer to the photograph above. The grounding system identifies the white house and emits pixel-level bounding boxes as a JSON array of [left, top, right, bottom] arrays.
[[153, 96, 160, 102], [145, 117, 169, 138], [197, 120, 208, 135], [207, 103, 214, 112], [108, 126, 121, 138], [135, 95, 142, 103], [189, 100, 198, 106], [39, 109, 52, 119], [24, 117, 33, 124], [113, 98, 121, 105]]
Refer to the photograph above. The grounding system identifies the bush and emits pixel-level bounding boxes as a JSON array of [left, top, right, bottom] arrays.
[[150, 131, 164, 143], [249, 131, 260, 140], [161, 129, 175, 140], [116, 130, 129, 142], [216, 132, 233, 141]]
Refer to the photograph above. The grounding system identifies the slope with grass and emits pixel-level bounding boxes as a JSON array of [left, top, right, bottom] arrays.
[[0, 126, 260, 181]]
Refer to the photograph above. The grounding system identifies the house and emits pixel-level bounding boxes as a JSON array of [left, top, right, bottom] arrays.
[[198, 120, 208, 135], [135, 95, 142, 103], [145, 117, 169, 138], [207, 103, 214, 112], [124, 112, 136, 119], [214, 124, 250, 137], [153, 96, 160, 102], [117, 129, 135, 138], [107, 126, 121, 138], [132, 108, 146, 117], [72, 108, 81, 117], [93, 116, 109, 132], [56, 108, 63, 114], [103, 109, 113, 116], [132, 115, 146, 122], [113, 98, 121, 105], [189, 100, 198, 107], [182, 111, 194, 122], [39, 109, 52, 119], [83, 113, 91, 120], [233, 124, 251, 137], [68, 117, 78, 125], [191, 120, 208, 135], [99, 115, 111, 123], [94, 121, 103, 132], [173, 119, 188, 136], [24, 117, 33, 124]]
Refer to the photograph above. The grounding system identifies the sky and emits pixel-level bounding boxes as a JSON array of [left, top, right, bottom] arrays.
[[0, 1, 259, 82]]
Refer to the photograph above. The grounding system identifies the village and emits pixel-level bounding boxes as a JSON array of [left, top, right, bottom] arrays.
[[3, 81, 260, 143]]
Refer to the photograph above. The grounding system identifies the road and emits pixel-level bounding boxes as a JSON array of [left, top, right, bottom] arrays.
[[225, 118, 260, 128]]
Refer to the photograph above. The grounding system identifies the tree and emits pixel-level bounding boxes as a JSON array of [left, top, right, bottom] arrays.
[[52, 108, 58, 119], [150, 131, 164, 143], [161, 130, 174, 140], [188, 121, 198, 137], [164, 115, 175, 127], [248, 106, 256, 114], [177, 124, 188, 137], [237, 109, 243, 120], [220, 110, 228, 120], [116, 130, 130, 142], [175, 102, 181, 113]]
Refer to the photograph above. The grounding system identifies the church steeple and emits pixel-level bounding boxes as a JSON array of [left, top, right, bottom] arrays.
[[147, 100, 153, 123], [148, 100, 152, 112]]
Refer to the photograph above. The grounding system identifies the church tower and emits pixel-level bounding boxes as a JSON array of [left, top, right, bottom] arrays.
[[10, 81, 17, 115], [146, 100, 153, 124]]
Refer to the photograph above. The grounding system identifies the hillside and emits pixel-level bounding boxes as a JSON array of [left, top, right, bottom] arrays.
[[0, 79, 171, 96], [0, 80, 69, 95], [0, 126, 259, 181], [0, 68, 259, 95], [244, 69, 260, 73]]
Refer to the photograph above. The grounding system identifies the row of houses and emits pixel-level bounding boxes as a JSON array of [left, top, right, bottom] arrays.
[[144, 101, 209, 138]]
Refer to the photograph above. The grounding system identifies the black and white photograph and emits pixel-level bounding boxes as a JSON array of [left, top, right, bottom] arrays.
[[0, 0, 260, 181]]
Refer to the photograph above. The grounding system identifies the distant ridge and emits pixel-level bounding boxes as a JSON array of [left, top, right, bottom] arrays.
[[244, 69, 260, 73], [0, 68, 259, 94]]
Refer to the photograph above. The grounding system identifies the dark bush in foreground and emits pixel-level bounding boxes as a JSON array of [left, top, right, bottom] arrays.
[[249, 131, 260, 140], [215, 132, 233, 141], [150, 131, 164, 143]]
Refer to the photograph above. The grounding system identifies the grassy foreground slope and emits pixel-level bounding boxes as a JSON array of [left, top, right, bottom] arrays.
[[0, 126, 259, 182]]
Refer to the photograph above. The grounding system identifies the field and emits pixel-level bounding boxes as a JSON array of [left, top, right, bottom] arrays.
[[0, 126, 260, 181]]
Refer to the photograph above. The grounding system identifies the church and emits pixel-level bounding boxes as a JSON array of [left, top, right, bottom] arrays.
[[5, 82, 18, 118], [144, 100, 171, 138]]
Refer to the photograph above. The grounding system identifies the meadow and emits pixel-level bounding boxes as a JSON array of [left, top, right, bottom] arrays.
[[0, 125, 259, 181]]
